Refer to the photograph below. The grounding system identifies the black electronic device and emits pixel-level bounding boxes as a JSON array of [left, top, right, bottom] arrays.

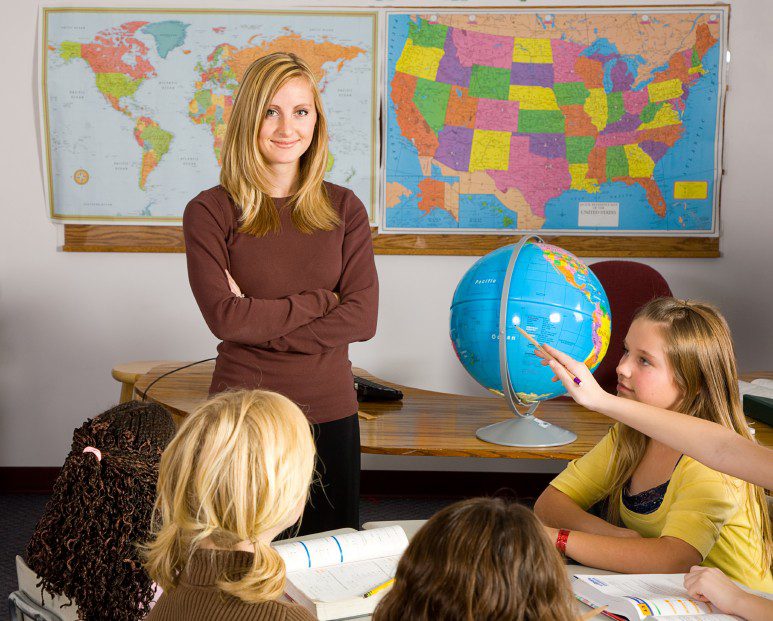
[[743, 394, 773, 427], [354, 375, 403, 402]]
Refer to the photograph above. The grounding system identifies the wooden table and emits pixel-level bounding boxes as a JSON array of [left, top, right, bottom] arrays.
[[133, 363, 773, 461]]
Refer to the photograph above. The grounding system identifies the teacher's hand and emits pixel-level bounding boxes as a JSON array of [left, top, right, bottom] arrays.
[[225, 270, 244, 298]]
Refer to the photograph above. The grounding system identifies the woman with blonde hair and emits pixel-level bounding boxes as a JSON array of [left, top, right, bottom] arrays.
[[183, 51, 378, 533], [143, 389, 317, 621], [534, 298, 772, 593], [373, 498, 579, 621]]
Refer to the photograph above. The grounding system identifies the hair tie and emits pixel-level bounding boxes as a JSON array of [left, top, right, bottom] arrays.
[[83, 446, 102, 462]]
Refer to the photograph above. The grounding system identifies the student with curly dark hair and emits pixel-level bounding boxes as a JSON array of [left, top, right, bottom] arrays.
[[373, 497, 580, 621], [26, 401, 176, 621]]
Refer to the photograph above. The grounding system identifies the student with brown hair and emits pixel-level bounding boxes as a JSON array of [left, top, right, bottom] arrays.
[[183, 51, 378, 534], [540, 298, 773, 620], [534, 297, 772, 593], [372, 497, 579, 621], [26, 401, 176, 621]]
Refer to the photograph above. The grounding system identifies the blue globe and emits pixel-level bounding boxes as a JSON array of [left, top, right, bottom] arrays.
[[450, 240, 611, 403]]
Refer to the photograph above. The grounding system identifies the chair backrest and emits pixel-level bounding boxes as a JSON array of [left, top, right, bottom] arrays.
[[589, 260, 673, 393], [14, 556, 77, 621]]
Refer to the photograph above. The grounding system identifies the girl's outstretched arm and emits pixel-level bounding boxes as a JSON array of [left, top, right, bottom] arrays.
[[537, 345, 773, 490], [685, 566, 773, 621]]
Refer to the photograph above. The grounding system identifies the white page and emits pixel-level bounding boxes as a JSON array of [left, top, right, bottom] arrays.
[[274, 526, 408, 573], [575, 575, 719, 616], [287, 555, 398, 603], [750, 378, 773, 390], [739, 380, 773, 399], [651, 616, 738, 620]]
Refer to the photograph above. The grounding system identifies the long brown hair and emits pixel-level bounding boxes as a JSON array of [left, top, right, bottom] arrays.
[[373, 498, 577, 621], [219, 51, 339, 236], [605, 297, 772, 570]]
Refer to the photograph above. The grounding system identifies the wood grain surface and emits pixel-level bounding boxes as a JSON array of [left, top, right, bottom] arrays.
[[133, 363, 772, 460], [64, 224, 719, 257]]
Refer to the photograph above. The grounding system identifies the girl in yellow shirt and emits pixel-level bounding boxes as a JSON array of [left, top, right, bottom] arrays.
[[534, 297, 772, 593]]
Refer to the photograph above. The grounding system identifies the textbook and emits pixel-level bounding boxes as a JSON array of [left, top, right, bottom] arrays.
[[738, 378, 773, 400], [572, 573, 772, 620], [273, 526, 409, 620]]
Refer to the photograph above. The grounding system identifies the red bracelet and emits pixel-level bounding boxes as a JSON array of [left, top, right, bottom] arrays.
[[555, 529, 570, 556]]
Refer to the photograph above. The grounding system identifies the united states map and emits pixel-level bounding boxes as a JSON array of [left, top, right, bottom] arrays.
[[384, 10, 725, 234]]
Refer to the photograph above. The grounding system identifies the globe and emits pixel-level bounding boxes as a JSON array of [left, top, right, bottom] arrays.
[[450, 239, 611, 405]]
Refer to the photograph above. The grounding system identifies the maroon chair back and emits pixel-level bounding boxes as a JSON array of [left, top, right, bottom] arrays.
[[589, 261, 673, 393]]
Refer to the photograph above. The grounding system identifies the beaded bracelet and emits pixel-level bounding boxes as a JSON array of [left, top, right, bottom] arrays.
[[556, 529, 570, 556]]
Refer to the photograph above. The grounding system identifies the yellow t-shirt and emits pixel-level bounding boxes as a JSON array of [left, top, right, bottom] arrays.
[[550, 425, 773, 592]]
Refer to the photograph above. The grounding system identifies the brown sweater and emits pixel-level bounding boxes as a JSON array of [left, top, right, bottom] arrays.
[[183, 182, 378, 423], [146, 550, 316, 621]]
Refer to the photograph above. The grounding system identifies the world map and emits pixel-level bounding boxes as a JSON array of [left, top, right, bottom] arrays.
[[43, 10, 376, 221], [384, 9, 727, 234]]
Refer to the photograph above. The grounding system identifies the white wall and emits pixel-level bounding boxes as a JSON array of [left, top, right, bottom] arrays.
[[2, 0, 772, 468]]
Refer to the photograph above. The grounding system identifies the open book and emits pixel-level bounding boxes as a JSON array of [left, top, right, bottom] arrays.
[[273, 526, 408, 620], [738, 378, 773, 400], [572, 573, 772, 620]]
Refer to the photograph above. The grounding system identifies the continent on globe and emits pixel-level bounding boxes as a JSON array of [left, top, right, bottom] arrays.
[[189, 30, 366, 165], [450, 240, 611, 403], [539, 243, 612, 369], [387, 11, 723, 232]]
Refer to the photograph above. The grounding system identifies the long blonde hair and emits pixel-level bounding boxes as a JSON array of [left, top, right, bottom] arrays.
[[373, 498, 578, 621], [219, 52, 339, 237], [605, 297, 772, 570], [142, 389, 315, 603]]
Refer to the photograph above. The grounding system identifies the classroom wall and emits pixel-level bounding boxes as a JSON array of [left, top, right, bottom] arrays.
[[1, 0, 771, 469]]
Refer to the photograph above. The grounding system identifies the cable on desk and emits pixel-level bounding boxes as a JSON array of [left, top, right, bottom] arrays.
[[140, 358, 216, 402]]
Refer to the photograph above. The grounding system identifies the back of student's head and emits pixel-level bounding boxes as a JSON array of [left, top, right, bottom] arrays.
[[26, 401, 176, 621], [143, 389, 315, 603], [373, 498, 577, 621]]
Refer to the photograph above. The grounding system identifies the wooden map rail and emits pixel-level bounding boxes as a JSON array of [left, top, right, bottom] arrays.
[[63, 224, 719, 257]]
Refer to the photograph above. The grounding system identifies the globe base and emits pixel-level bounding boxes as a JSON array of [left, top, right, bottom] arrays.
[[476, 413, 577, 447]]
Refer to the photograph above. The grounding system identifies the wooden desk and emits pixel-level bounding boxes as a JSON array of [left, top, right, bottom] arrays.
[[133, 363, 773, 461]]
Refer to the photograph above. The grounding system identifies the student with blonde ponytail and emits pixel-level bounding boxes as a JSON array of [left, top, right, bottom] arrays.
[[143, 389, 317, 621], [534, 298, 772, 594], [183, 52, 378, 533]]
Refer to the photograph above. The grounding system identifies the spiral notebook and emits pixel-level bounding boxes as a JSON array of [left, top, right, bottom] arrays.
[[273, 526, 408, 620]]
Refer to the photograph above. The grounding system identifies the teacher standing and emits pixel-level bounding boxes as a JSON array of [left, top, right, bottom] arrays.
[[182, 52, 378, 534]]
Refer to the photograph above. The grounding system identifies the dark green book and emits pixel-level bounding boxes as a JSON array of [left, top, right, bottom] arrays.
[[743, 394, 773, 426]]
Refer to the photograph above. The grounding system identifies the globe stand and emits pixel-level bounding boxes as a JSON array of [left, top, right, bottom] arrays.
[[475, 235, 578, 448], [475, 404, 579, 447]]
